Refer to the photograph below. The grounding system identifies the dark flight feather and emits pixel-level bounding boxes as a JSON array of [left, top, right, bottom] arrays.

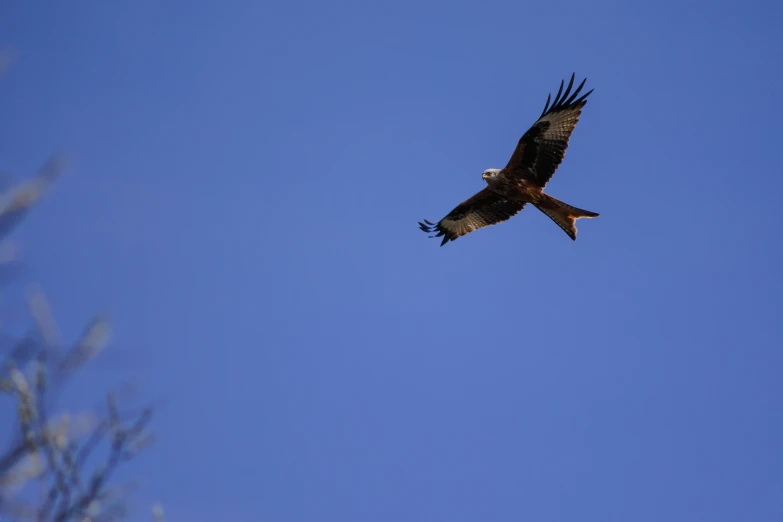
[[505, 73, 593, 187], [418, 188, 526, 246]]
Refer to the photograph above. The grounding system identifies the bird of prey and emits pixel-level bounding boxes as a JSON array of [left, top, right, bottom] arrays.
[[419, 74, 598, 246]]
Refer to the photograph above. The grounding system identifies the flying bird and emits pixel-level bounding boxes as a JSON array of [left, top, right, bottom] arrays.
[[419, 73, 598, 246]]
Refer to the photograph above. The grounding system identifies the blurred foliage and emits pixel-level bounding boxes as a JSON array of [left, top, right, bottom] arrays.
[[1, 52, 161, 522]]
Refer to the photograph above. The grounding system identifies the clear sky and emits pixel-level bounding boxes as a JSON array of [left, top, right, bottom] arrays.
[[1, 0, 782, 521]]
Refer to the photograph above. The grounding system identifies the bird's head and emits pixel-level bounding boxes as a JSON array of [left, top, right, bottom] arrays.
[[482, 169, 501, 182]]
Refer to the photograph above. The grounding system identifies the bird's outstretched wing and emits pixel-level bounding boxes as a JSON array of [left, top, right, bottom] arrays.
[[419, 188, 526, 246], [504, 73, 593, 187]]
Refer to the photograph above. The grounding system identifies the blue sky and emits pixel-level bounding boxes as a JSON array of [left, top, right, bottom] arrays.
[[1, 0, 782, 520]]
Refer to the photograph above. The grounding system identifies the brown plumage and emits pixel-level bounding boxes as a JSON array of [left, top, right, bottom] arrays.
[[419, 73, 599, 246]]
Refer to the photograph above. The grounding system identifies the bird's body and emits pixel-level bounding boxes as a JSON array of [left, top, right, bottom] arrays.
[[482, 169, 543, 204], [419, 74, 599, 245]]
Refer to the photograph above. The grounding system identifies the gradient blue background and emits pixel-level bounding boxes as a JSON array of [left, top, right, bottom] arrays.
[[2, 1, 782, 520]]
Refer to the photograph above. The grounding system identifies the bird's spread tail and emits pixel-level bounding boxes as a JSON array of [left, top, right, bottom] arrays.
[[534, 194, 598, 241]]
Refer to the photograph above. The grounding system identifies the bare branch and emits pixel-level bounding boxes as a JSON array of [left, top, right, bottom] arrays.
[[2, 56, 159, 520]]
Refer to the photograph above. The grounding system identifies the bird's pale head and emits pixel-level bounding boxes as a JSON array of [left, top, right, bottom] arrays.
[[482, 169, 501, 182]]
